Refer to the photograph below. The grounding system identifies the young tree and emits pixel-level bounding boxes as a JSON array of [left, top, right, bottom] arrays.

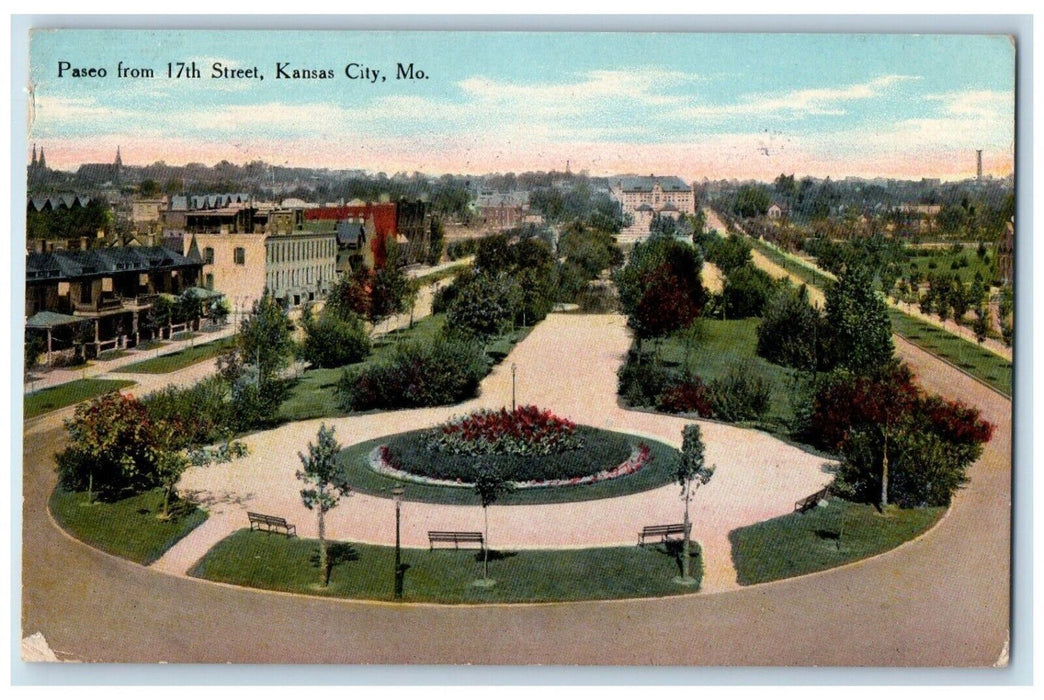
[[675, 424, 715, 585], [369, 239, 415, 327], [296, 424, 350, 588], [472, 463, 513, 584], [426, 216, 446, 265], [238, 290, 295, 386], [153, 431, 249, 519]]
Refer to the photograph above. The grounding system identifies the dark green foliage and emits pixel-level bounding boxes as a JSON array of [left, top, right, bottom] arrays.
[[337, 336, 488, 411], [139, 376, 233, 446], [382, 427, 632, 484], [301, 311, 371, 369], [732, 184, 772, 218], [707, 362, 771, 422], [823, 265, 894, 374], [616, 237, 706, 343], [446, 272, 518, 339], [446, 238, 480, 260], [25, 330, 46, 372], [617, 358, 675, 408], [756, 285, 827, 371], [722, 264, 777, 319], [426, 216, 446, 265], [27, 197, 110, 239], [237, 290, 296, 385], [703, 234, 753, 274]]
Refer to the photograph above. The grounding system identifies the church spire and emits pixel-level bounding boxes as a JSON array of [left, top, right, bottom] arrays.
[[38, 147, 46, 170], [31, 143, 37, 166], [114, 145, 122, 169]]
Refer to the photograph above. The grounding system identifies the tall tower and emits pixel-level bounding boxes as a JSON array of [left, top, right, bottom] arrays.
[[38, 147, 46, 170], [976, 149, 983, 182], [31, 143, 37, 167], [114, 145, 123, 169]]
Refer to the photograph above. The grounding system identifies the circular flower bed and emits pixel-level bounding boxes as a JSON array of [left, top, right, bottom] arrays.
[[373, 406, 654, 486], [424, 405, 583, 456]]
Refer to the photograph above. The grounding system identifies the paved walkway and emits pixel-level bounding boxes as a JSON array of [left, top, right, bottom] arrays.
[[163, 313, 832, 592], [24, 323, 236, 394]]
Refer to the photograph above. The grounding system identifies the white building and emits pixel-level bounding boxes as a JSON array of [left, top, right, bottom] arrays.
[[609, 175, 695, 242]]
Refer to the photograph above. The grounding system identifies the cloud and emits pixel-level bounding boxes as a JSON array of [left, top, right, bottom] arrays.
[[673, 74, 922, 120]]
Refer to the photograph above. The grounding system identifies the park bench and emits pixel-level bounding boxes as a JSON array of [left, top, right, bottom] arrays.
[[248, 511, 297, 537], [794, 487, 831, 513], [638, 523, 690, 546], [428, 530, 485, 551]]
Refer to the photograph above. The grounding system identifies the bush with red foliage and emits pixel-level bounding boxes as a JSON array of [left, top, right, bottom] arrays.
[[657, 376, 715, 417], [810, 362, 994, 507], [425, 405, 583, 456]]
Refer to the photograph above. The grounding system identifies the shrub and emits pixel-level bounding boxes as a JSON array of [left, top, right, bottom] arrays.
[[140, 376, 232, 446], [337, 335, 488, 411], [425, 405, 582, 456], [657, 376, 715, 417], [708, 363, 771, 422], [301, 312, 371, 369], [617, 359, 675, 408], [756, 285, 827, 371]]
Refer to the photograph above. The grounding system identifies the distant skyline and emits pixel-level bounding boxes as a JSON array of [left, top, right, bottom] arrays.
[[29, 31, 1015, 182]]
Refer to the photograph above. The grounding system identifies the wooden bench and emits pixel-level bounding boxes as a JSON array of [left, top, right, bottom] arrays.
[[638, 523, 690, 546], [794, 487, 831, 513], [428, 530, 484, 551], [248, 511, 297, 537]]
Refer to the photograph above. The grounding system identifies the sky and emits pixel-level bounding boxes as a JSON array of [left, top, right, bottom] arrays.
[[27, 30, 1016, 181]]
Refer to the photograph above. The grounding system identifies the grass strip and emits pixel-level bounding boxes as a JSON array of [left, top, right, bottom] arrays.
[[729, 498, 944, 585], [24, 378, 135, 419], [118, 337, 236, 374], [49, 487, 208, 565], [190, 529, 703, 603]]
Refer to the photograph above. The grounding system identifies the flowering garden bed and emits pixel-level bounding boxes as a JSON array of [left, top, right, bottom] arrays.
[[335, 429, 682, 506]]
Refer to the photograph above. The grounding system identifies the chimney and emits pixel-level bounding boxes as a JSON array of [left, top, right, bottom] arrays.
[[976, 149, 983, 182]]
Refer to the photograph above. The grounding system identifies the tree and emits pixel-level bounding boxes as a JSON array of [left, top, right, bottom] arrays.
[[676, 424, 714, 585], [296, 424, 350, 588], [733, 184, 771, 218], [138, 179, 161, 197], [238, 290, 295, 386], [154, 432, 248, 519], [823, 265, 894, 374], [616, 238, 706, 357], [756, 284, 826, 372], [368, 239, 415, 327], [472, 462, 513, 584], [55, 392, 161, 501], [973, 306, 990, 344], [721, 264, 777, 319], [426, 216, 446, 265], [446, 272, 517, 340], [25, 330, 46, 376]]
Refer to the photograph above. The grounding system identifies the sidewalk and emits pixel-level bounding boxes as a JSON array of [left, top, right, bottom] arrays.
[[25, 323, 237, 394]]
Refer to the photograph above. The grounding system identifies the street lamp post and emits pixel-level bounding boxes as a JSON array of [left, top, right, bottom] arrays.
[[511, 362, 517, 411], [392, 486, 405, 600]]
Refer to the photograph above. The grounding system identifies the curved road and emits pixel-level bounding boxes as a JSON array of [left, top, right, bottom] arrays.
[[21, 321, 1010, 665]]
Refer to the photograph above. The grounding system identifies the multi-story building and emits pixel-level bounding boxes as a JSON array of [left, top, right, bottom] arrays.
[[25, 245, 202, 361], [305, 199, 430, 267], [609, 175, 695, 241], [189, 229, 337, 315]]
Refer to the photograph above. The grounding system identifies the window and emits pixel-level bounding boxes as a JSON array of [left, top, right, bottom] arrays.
[[204, 247, 214, 264], [234, 247, 245, 265], [205, 273, 214, 290]]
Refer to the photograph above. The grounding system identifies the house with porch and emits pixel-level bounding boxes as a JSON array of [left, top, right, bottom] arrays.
[[25, 245, 203, 362]]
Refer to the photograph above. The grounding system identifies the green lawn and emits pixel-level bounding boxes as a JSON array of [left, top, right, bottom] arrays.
[[119, 337, 235, 374], [336, 431, 681, 506], [278, 313, 535, 422], [190, 529, 703, 602], [729, 498, 944, 585], [888, 309, 1012, 397], [24, 378, 136, 419], [49, 487, 208, 565], [905, 246, 995, 286], [658, 318, 801, 432], [278, 314, 449, 422], [412, 261, 470, 285]]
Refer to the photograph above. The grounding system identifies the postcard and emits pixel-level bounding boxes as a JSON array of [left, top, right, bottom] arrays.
[[19, 27, 1016, 668]]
